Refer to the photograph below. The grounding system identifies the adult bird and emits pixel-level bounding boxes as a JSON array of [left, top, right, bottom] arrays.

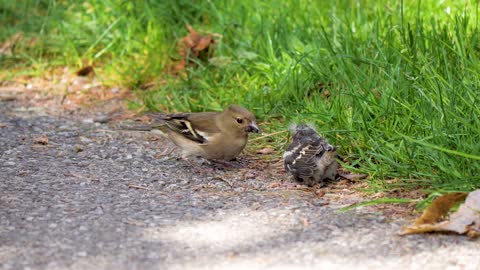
[[138, 104, 260, 161]]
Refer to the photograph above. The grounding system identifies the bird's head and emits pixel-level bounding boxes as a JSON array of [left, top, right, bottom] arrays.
[[222, 105, 261, 135], [290, 123, 318, 141]]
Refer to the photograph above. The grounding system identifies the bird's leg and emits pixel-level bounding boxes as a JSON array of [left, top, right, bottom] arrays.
[[209, 159, 242, 169], [277, 177, 306, 189], [182, 155, 211, 166]]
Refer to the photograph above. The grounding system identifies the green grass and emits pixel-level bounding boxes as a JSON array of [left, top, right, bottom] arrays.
[[1, 0, 480, 193]]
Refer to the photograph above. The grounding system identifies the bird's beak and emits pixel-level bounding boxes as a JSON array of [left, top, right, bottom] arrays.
[[246, 121, 261, 133]]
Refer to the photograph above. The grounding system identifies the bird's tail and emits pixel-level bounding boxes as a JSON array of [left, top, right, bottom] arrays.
[[114, 121, 168, 133]]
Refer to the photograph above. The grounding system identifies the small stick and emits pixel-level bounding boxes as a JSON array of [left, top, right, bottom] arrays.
[[212, 177, 234, 189], [249, 130, 288, 142], [127, 184, 150, 190]]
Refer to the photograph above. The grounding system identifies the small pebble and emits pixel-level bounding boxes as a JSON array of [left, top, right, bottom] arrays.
[[93, 115, 111, 123], [79, 136, 92, 143], [74, 144, 84, 152], [82, 118, 94, 124], [76, 251, 87, 257]]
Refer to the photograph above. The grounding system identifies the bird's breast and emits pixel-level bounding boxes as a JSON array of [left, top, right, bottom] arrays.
[[200, 134, 248, 160]]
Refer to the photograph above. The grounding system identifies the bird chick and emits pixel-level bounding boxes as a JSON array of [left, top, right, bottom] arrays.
[[283, 124, 339, 187], [140, 105, 260, 161]]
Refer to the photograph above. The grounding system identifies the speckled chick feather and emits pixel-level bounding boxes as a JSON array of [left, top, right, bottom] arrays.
[[283, 123, 339, 186]]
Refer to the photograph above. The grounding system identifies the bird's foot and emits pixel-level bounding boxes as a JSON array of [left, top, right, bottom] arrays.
[[209, 159, 242, 169], [181, 155, 211, 166]]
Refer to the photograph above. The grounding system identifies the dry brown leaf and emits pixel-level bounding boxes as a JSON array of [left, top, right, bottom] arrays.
[[0, 123, 7, 128], [140, 82, 156, 90], [173, 59, 188, 73], [256, 147, 275, 155], [371, 88, 381, 98], [183, 25, 216, 54], [414, 192, 467, 225], [193, 34, 212, 52], [302, 217, 310, 227], [339, 173, 368, 181], [322, 90, 331, 98], [401, 190, 480, 238], [76, 66, 94, 77], [0, 94, 16, 101], [0, 33, 23, 56], [174, 25, 221, 73], [315, 189, 326, 197], [33, 135, 49, 145], [134, 115, 153, 123], [182, 25, 203, 48]]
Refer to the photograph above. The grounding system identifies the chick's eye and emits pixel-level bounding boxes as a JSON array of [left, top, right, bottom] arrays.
[[236, 118, 243, 124]]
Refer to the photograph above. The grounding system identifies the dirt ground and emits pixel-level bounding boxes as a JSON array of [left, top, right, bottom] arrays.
[[1, 85, 479, 270]]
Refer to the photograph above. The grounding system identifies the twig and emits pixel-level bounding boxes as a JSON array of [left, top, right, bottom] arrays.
[[156, 146, 175, 157], [249, 130, 288, 142], [63, 172, 99, 181], [211, 176, 234, 189], [127, 184, 150, 190]]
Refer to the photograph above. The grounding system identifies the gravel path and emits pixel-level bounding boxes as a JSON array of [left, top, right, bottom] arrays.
[[1, 101, 479, 270]]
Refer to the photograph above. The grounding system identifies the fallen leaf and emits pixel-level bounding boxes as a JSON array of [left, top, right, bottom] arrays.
[[414, 192, 467, 225], [174, 25, 221, 72], [193, 33, 212, 52], [256, 147, 275, 155], [183, 25, 215, 53], [401, 190, 480, 238], [301, 217, 310, 227], [371, 88, 381, 98], [33, 135, 49, 145], [140, 82, 156, 90], [315, 189, 326, 197], [339, 173, 368, 181], [0, 123, 6, 128], [0, 32, 23, 56], [173, 59, 188, 74], [307, 82, 333, 99], [0, 94, 16, 101], [266, 182, 282, 189], [322, 90, 331, 98], [134, 115, 152, 123], [75, 65, 94, 77]]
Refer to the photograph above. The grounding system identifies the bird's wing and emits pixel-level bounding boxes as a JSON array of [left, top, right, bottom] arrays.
[[148, 112, 220, 144], [284, 138, 326, 179]]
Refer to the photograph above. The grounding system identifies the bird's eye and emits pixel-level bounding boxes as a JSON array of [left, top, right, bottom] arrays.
[[236, 118, 243, 124]]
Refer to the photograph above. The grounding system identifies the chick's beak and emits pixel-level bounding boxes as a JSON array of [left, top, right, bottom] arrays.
[[246, 121, 261, 133]]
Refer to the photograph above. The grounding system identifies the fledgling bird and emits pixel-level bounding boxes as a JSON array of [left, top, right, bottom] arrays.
[[283, 124, 339, 187], [136, 105, 260, 161]]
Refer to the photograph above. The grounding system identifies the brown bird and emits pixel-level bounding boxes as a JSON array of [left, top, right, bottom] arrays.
[[139, 105, 260, 160]]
